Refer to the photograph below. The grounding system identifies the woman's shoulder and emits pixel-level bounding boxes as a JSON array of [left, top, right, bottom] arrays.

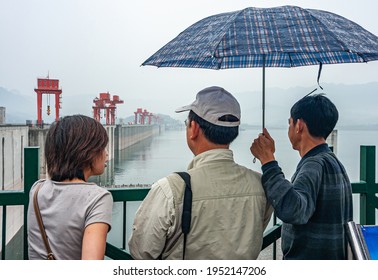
[[85, 184, 112, 200], [31, 178, 47, 188], [29, 179, 48, 195], [49, 180, 111, 198], [76, 182, 111, 195], [91, 184, 112, 196]]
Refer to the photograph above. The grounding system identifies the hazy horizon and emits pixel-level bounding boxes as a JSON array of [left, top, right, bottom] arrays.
[[2, 81, 378, 129]]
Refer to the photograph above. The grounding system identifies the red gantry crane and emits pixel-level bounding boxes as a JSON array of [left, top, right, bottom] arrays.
[[134, 108, 156, 125], [92, 92, 124, 125], [134, 108, 143, 124], [34, 77, 62, 126]]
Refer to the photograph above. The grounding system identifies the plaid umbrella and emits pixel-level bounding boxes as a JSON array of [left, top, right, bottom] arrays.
[[142, 5, 378, 127]]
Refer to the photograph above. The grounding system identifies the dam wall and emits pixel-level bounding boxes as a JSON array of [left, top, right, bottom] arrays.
[[0, 125, 28, 257], [28, 127, 49, 178], [114, 124, 160, 152]]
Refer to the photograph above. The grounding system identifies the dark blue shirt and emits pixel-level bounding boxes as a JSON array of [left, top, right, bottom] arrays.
[[262, 144, 353, 260]]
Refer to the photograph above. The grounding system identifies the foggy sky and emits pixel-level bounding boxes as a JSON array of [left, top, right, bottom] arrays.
[[1, 0, 378, 124]]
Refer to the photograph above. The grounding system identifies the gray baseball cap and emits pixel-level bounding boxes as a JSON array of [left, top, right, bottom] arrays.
[[175, 86, 241, 127]]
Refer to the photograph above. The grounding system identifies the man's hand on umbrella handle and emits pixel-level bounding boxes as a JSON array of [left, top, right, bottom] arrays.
[[250, 128, 276, 165]]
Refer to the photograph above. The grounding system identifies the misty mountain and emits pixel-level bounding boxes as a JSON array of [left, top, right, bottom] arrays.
[[234, 82, 378, 128], [0, 87, 35, 123], [120, 113, 181, 126], [1, 83, 378, 128]]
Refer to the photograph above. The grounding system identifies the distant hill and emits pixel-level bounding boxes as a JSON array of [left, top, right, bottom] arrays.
[[234, 82, 378, 129], [0, 87, 35, 123], [1, 82, 378, 128], [119, 113, 181, 126]]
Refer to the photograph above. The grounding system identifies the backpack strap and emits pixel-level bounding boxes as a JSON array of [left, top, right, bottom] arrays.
[[175, 172, 192, 260]]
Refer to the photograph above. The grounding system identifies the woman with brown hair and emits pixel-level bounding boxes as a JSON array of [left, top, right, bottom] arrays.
[[27, 115, 113, 260]]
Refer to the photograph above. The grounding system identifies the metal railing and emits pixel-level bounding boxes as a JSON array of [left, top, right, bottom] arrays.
[[0, 147, 39, 260], [352, 146, 378, 225], [1, 146, 377, 260]]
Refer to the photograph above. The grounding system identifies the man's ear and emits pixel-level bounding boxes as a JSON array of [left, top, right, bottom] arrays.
[[189, 120, 201, 140], [296, 119, 305, 133]]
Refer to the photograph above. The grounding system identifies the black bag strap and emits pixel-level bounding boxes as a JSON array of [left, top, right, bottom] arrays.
[[175, 172, 192, 260]]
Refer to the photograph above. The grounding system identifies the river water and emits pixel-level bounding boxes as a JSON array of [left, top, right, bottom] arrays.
[[91, 127, 378, 251]]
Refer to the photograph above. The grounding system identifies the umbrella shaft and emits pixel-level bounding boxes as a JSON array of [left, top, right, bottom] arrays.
[[262, 55, 266, 131]]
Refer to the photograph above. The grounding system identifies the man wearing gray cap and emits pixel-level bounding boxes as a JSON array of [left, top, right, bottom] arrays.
[[128, 86, 272, 260]]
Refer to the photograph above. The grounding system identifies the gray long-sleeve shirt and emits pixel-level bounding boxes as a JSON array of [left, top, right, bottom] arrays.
[[261, 144, 353, 260]]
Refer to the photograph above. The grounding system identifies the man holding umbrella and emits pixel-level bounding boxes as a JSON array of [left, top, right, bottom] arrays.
[[250, 94, 353, 260]]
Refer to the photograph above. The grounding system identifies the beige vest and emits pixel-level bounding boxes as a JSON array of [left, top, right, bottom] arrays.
[[161, 149, 271, 260]]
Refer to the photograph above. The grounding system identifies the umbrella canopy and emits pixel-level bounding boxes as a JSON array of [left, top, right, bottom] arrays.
[[143, 6, 378, 69], [142, 5, 378, 128]]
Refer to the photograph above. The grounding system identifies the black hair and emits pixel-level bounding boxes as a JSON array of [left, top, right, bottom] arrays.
[[188, 111, 239, 145], [290, 94, 338, 139]]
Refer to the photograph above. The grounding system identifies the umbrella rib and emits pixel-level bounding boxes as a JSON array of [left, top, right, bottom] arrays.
[[211, 9, 246, 59]]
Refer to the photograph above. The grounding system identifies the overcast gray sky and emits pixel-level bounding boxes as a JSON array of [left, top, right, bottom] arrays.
[[1, 0, 378, 123]]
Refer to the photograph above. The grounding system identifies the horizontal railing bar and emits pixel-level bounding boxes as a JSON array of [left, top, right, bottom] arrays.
[[351, 181, 367, 193], [105, 242, 134, 260], [1, 183, 369, 204], [108, 188, 150, 202], [0, 191, 27, 206]]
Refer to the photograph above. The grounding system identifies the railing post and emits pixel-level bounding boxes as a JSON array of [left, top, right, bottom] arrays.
[[1, 206, 6, 259], [123, 201, 127, 250], [23, 147, 40, 260], [359, 146, 376, 225]]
